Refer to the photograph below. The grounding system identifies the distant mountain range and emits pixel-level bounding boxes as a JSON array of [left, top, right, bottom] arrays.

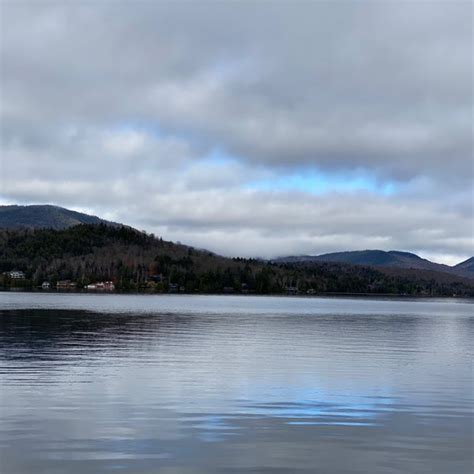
[[1, 204, 472, 282], [275, 250, 473, 279], [0, 205, 118, 230]]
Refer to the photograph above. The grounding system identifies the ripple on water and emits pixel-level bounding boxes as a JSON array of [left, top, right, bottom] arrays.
[[0, 294, 473, 474]]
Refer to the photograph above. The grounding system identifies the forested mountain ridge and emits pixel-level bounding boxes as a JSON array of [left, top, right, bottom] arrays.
[[275, 250, 473, 279], [454, 257, 474, 273], [0, 204, 118, 229], [2, 204, 471, 278], [1, 224, 473, 296], [0, 224, 282, 292]]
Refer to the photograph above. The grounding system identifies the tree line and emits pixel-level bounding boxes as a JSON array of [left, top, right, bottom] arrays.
[[0, 224, 472, 297]]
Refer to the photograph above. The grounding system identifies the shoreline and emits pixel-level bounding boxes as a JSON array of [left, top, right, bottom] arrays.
[[0, 287, 471, 300]]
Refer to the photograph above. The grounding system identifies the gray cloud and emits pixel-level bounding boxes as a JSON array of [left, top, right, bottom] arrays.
[[0, 1, 472, 263]]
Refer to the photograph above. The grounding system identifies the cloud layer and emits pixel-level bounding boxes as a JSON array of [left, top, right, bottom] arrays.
[[1, 1, 472, 264]]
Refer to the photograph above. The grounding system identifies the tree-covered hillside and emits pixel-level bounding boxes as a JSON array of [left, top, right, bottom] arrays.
[[275, 250, 473, 278], [0, 205, 117, 229], [0, 224, 279, 292], [0, 224, 473, 296]]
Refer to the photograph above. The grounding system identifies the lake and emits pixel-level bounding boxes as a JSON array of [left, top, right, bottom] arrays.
[[0, 292, 472, 473]]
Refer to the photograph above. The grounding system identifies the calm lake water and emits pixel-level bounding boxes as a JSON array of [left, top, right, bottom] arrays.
[[0, 292, 473, 473]]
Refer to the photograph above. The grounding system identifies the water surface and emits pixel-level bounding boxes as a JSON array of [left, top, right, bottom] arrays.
[[0, 293, 472, 473]]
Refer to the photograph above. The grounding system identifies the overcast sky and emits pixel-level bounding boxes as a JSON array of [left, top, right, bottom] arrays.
[[0, 1, 472, 264]]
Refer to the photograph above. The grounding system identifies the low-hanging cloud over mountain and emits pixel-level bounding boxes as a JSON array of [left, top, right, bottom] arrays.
[[0, 1, 472, 264]]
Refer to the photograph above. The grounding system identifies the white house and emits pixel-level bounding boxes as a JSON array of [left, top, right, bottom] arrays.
[[86, 281, 115, 291], [8, 271, 26, 279]]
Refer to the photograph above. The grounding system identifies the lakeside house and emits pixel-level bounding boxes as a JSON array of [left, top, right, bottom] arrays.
[[85, 281, 115, 290], [4, 270, 26, 279], [41, 281, 50, 289]]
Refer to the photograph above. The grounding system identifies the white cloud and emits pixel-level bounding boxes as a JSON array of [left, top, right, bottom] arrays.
[[102, 130, 147, 156]]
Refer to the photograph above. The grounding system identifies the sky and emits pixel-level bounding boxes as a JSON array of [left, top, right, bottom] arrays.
[[0, 1, 472, 264]]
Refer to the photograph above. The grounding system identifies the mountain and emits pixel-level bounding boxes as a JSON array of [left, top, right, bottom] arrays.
[[454, 257, 474, 275], [275, 250, 473, 279], [0, 224, 471, 296], [0, 205, 472, 295], [0, 205, 118, 230]]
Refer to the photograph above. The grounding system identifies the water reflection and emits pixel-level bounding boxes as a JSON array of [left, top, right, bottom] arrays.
[[0, 294, 473, 473]]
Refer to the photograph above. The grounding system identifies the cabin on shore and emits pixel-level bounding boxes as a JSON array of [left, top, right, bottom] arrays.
[[4, 270, 26, 280], [85, 281, 115, 291]]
